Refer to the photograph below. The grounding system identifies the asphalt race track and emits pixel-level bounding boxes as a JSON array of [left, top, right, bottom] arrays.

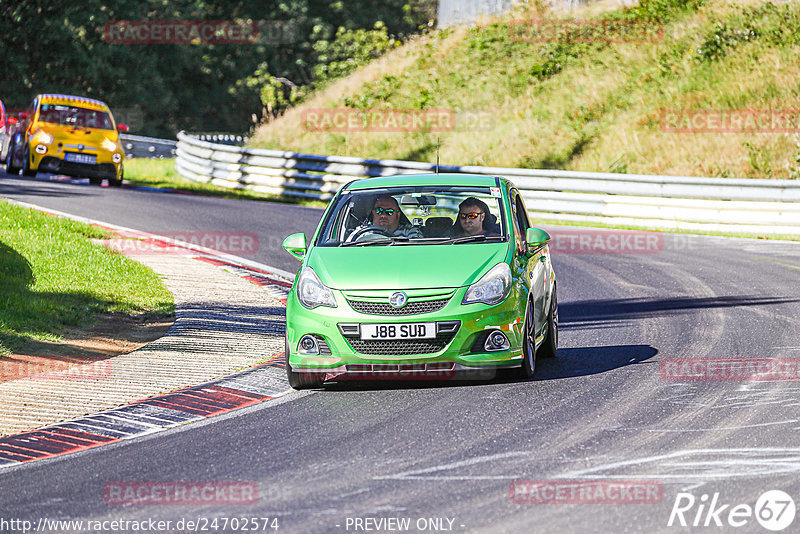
[[2, 171, 800, 533]]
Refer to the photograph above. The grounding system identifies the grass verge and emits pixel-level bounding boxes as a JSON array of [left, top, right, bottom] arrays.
[[0, 200, 175, 355]]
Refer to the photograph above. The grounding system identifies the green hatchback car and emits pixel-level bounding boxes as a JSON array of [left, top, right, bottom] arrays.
[[282, 174, 558, 388]]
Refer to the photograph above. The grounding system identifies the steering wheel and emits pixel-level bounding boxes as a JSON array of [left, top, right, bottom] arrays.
[[346, 226, 394, 242]]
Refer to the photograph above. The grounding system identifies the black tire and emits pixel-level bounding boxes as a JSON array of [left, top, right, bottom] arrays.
[[22, 146, 36, 177], [109, 166, 123, 187], [519, 298, 536, 379], [5, 139, 19, 175], [538, 284, 558, 359], [286, 334, 325, 389]]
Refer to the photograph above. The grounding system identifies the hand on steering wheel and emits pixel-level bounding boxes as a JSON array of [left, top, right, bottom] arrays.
[[346, 226, 394, 242]]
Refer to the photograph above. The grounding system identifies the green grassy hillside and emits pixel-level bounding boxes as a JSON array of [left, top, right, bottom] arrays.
[[250, 0, 800, 179]]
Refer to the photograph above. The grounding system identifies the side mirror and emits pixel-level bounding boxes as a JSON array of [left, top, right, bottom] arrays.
[[282, 233, 307, 261], [117, 123, 129, 132], [525, 227, 551, 256]]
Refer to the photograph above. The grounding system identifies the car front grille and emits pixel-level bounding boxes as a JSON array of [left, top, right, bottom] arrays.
[[347, 297, 450, 316], [346, 332, 457, 355], [39, 157, 116, 178]]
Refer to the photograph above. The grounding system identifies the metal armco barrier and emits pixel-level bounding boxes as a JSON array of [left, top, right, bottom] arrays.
[[120, 134, 177, 158], [175, 131, 800, 235], [193, 133, 249, 146]]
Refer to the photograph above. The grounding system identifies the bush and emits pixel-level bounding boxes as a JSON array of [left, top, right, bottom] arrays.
[[313, 22, 400, 86]]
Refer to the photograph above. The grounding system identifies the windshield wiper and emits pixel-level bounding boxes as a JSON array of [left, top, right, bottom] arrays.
[[341, 236, 409, 247], [392, 237, 451, 245], [448, 235, 505, 244]]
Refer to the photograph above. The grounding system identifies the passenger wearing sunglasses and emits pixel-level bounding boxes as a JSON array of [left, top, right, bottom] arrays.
[[452, 197, 499, 238], [351, 195, 423, 240]]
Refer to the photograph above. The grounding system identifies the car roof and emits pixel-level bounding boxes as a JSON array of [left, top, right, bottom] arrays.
[[37, 94, 109, 111], [345, 173, 501, 190]]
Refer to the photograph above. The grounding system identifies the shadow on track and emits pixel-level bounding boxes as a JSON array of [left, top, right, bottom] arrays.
[[0, 181, 98, 198], [533, 344, 657, 380], [559, 295, 800, 330], [319, 344, 657, 391]]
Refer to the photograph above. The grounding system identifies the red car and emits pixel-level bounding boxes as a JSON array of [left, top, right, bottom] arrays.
[[0, 100, 21, 170]]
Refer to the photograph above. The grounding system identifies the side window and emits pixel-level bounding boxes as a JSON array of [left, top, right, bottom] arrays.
[[515, 192, 531, 234], [509, 189, 525, 252], [27, 99, 37, 127]]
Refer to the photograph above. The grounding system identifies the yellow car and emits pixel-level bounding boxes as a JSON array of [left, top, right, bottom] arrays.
[[15, 94, 128, 186]]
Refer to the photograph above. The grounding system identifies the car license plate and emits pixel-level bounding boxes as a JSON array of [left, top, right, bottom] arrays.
[[360, 323, 436, 340], [65, 152, 96, 164]]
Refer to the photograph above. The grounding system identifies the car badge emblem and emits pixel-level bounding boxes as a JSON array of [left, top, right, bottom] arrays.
[[78, 144, 85, 151], [389, 291, 408, 309]]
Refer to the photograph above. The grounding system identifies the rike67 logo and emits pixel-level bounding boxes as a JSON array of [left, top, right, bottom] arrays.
[[668, 490, 796, 531]]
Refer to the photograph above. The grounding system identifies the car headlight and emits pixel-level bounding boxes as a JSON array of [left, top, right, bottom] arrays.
[[101, 138, 117, 152], [297, 267, 337, 309], [463, 262, 512, 306], [34, 131, 54, 145]]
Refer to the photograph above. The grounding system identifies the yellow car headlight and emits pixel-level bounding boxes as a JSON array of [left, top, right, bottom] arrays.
[[34, 131, 54, 145], [101, 138, 118, 152]]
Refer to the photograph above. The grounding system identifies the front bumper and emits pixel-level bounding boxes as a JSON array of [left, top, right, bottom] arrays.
[[30, 145, 123, 179], [286, 285, 526, 375], [37, 156, 119, 179]]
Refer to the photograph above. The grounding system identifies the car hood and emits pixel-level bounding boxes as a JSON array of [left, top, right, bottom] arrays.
[[37, 124, 118, 145], [307, 242, 511, 290]]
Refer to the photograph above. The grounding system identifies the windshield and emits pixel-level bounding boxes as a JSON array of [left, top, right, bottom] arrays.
[[317, 185, 507, 247], [38, 104, 114, 130]]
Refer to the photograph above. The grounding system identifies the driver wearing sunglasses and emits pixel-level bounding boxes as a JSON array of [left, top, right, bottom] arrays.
[[452, 197, 497, 237], [351, 195, 423, 240]]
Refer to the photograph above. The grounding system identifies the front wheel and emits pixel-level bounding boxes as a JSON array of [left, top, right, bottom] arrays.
[[22, 146, 36, 177], [5, 139, 19, 175], [286, 334, 325, 389], [518, 298, 536, 379], [109, 166, 123, 187], [538, 284, 558, 359]]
